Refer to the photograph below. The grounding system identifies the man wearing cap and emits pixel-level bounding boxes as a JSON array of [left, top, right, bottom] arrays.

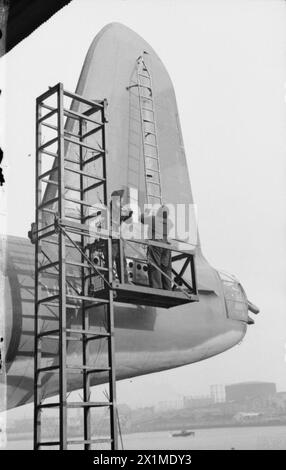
[[141, 205, 172, 290], [110, 190, 133, 283]]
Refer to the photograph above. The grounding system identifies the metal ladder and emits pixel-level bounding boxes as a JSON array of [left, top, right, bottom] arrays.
[[132, 52, 163, 206], [33, 83, 118, 450]]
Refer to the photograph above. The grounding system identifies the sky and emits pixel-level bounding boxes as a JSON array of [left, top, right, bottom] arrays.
[[1, 0, 286, 424]]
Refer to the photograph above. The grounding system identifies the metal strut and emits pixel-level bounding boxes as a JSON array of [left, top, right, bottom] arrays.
[[33, 83, 118, 450]]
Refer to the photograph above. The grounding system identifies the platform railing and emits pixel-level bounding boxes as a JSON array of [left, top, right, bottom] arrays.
[[48, 216, 199, 307]]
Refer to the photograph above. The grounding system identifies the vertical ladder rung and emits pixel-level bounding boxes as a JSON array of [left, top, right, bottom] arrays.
[[37, 441, 60, 447], [67, 438, 113, 445], [144, 142, 157, 149], [66, 328, 110, 338], [67, 402, 112, 408], [37, 329, 60, 338], [66, 366, 111, 373], [38, 166, 58, 180], [37, 365, 59, 373], [38, 108, 58, 123], [146, 180, 161, 186], [38, 137, 58, 151], [40, 149, 58, 158], [37, 294, 59, 304]]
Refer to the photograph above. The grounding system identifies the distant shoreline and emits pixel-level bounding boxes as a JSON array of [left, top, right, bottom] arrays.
[[128, 421, 286, 434], [6, 422, 286, 440], [166, 422, 286, 432]]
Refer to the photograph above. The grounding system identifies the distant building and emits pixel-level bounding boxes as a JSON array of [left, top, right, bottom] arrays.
[[210, 384, 226, 403], [183, 395, 214, 409], [154, 399, 184, 413], [117, 403, 132, 415], [132, 406, 154, 418], [267, 391, 286, 410], [225, 382, 276, 404], [233, 411, 263, 423]]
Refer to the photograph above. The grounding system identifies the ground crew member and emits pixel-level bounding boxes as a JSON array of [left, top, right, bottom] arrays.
[[112, 205, 133, 283], [110, 190, 133, 283], [141, 205, 172, 290]]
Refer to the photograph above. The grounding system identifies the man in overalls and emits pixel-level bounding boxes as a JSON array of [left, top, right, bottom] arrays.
[[141, 205, 172, 290], [110, 190, 133, 283]]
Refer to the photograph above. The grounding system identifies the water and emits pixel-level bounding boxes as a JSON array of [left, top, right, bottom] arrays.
[[3, 426, 286, 450], [123, 426, 286, 450]]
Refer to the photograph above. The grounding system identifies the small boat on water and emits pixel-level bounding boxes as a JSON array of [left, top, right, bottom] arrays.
[[171, 430, 195, 437]]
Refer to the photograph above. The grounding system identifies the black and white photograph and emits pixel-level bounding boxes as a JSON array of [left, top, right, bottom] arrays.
[[0, 0, 285, 455]]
